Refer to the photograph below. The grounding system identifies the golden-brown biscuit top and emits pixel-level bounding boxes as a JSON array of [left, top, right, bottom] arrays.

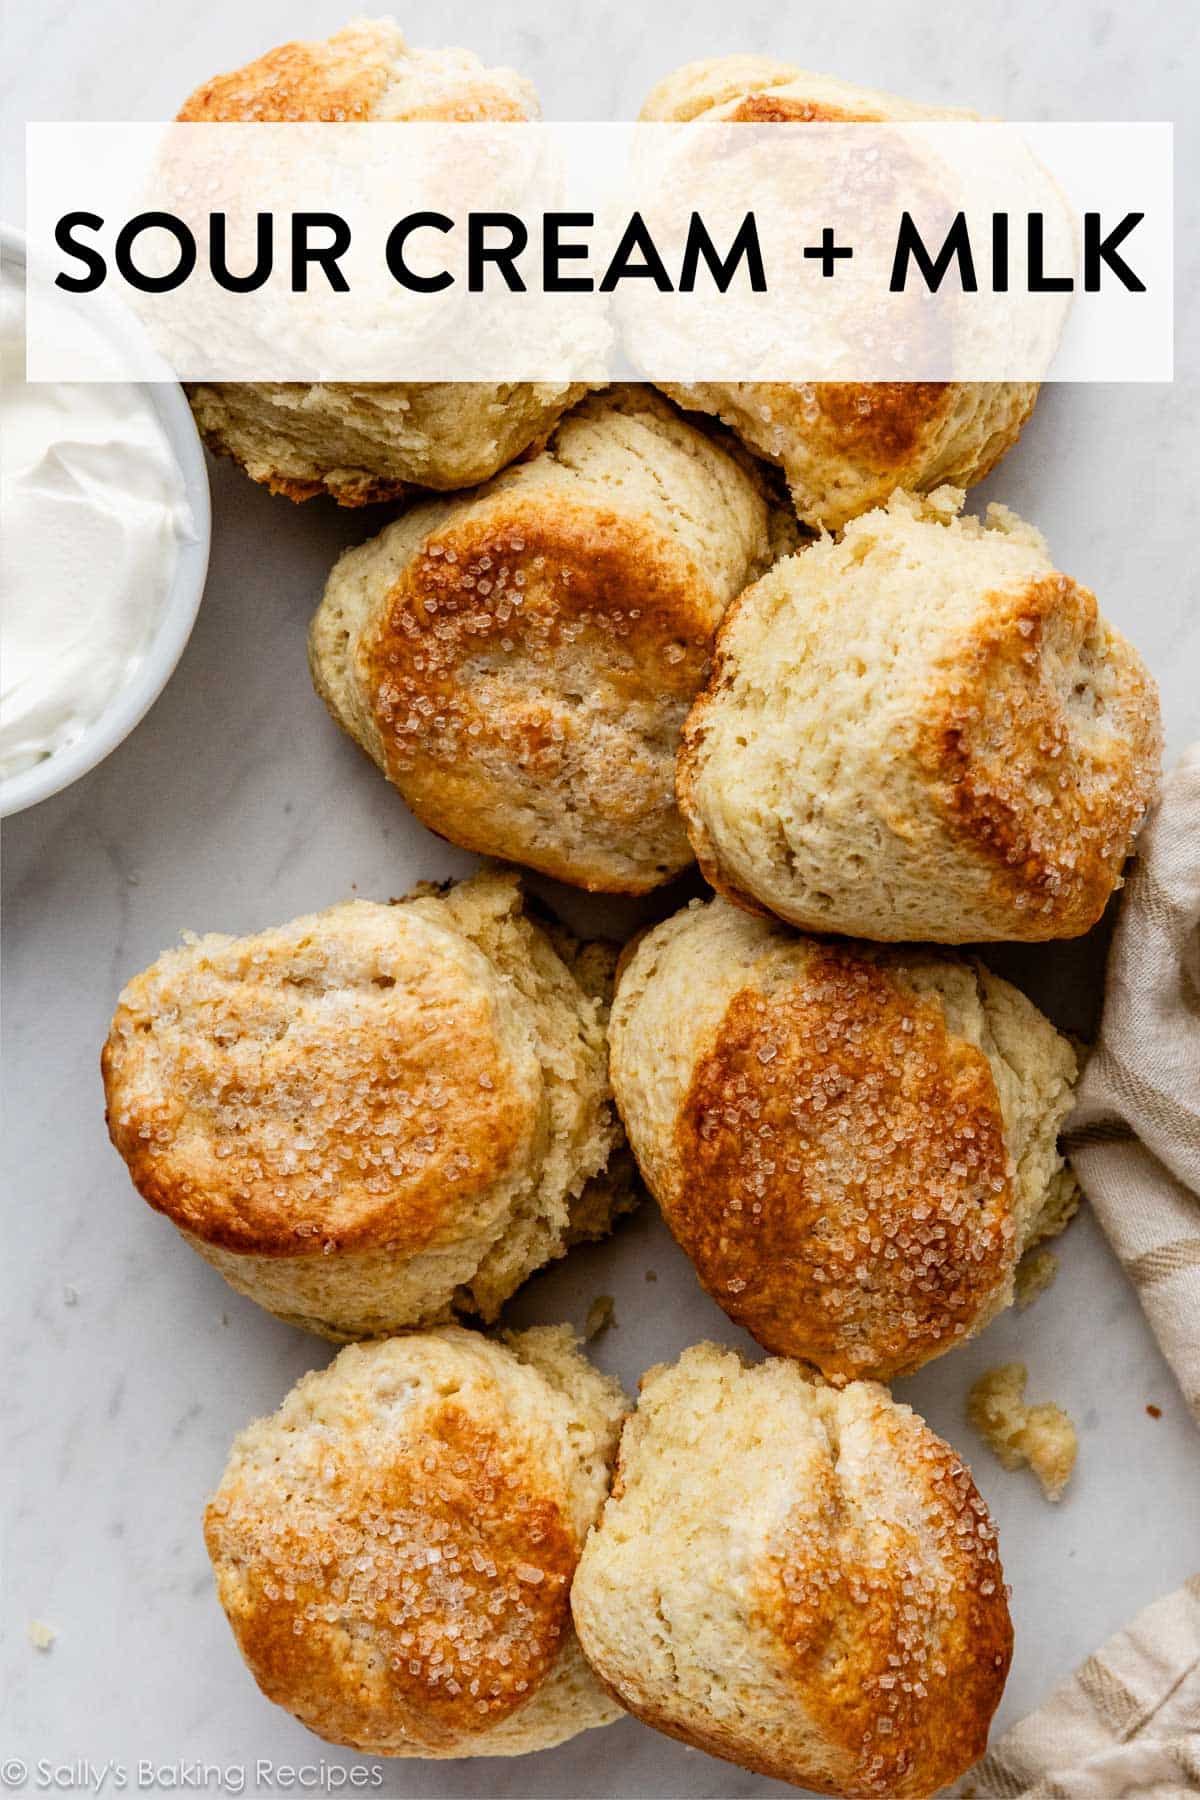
[[205, 1333, 582, 1752], [361, 498, 714, 888], [178, 19, 535, 123], [766, 382, 958, 472], [919, 573, 1162, 937], [102, 901, 542, 1255], [672, 943, 1014, 1379], [366, 501, 716, 765], [311, 387, 788, 894], [759, 1382, 1012, 1795]]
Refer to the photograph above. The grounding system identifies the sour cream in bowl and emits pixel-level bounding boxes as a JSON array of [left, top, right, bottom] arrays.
[[0, 229, 210, 817]]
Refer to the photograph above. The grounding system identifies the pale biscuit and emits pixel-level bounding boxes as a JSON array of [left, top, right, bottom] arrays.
[[571, 1343, 1012, 1797], [609, 897, 1079, 1381], [641, 55, 1037, 529], [679, 487, 1161, 942], [103, 868, 632, 1338], [180, 19, 586, 504], [206, 1324, 627, 1754], [310, 387, 794, 892]]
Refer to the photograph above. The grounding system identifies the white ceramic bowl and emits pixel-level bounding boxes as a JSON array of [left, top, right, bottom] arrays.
[[0, 227, 211, 820]]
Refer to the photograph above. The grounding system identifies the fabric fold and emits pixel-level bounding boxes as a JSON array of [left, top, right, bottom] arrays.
[[1065, 743, 1200, 1421]]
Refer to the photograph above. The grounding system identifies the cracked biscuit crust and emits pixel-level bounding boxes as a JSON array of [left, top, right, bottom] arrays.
[[571, 1344, 1011, 1798]]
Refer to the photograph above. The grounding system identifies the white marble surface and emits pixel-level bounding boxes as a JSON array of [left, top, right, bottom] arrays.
[[3, 2, 1200, 1796]]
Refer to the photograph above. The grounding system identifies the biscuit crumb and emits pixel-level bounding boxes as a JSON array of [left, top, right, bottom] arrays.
[[968, 1364, 1076, 1501], [1146, 1404, 1162, 1419], [585, 1295, 616, 1340], [644, 1269, 657, 1283], [1014, 1248, 1058, 1310], [28, 1620, 56, 1651], [1025, 1166, 1081, 1248]]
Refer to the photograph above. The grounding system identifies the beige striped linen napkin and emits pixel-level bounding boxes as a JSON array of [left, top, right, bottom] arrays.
[[960, 746, 1200, 1796], [1065, 742, 1200, 1422]]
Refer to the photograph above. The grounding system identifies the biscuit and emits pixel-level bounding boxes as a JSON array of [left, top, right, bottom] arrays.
[[310, 387, 794, 892], [639, 57, 979, 125], [679, 487, 1161, 942], [609, 897, 1079, 1381], [102, 868, 633, 1338], [180, 20, 587, 503], [178, 18, 539, 123], [206, 1324, 627, 1755], [571, 1343, 1012, 1797], [640, 55, 1037, 530]]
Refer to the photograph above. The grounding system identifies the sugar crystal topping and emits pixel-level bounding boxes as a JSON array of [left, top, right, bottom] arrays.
[[674, 947, 1013, 1378], [104, 912, 532, 1253], [208, 1400, 575, 1738], [764, 1396, 1010, 1793]]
